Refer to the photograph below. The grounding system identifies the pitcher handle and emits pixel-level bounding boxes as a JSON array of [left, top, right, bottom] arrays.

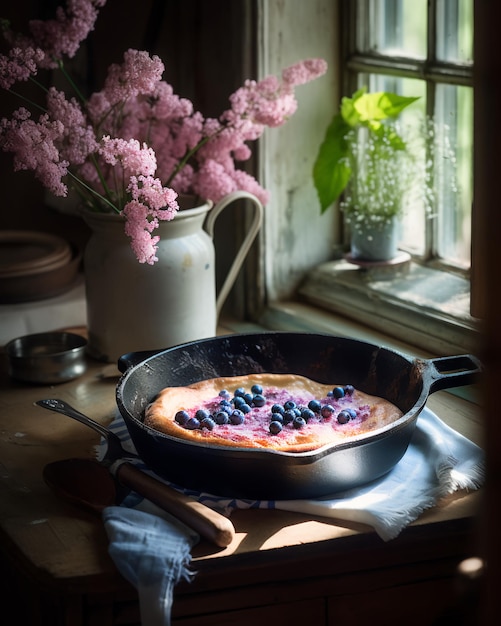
[[204, 191, 264, 318]]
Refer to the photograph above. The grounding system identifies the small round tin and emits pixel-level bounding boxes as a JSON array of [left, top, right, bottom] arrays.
[[5, 332, 87, 384]]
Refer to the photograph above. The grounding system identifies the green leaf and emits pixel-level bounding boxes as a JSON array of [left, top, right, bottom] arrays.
[[353, 92, 419, 124], [340, 89, 363, 127], [313, 87, 421, 214], [313, 113, 352, 213], [376, 92, 420, 117], [340, 97, 359, 128]]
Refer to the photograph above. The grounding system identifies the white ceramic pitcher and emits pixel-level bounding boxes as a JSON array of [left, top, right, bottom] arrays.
[[82, 191, 263, 362]]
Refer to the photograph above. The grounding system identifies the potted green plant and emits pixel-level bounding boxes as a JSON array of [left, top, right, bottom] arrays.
[[313, 88, 419, 262]]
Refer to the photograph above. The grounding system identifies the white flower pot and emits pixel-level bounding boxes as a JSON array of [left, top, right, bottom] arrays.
[[350, 218, 399, 262]]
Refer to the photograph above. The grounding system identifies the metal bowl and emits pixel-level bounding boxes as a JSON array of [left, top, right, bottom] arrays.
[[5, 332, 87, 384]]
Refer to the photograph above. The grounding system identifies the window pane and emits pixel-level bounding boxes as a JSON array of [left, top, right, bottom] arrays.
[[363, 0, 427, 59], [436, 0, 473, 63], [357, 74, 428, 255], [434, 84, 473, 267], [352, 2, 473, 271]]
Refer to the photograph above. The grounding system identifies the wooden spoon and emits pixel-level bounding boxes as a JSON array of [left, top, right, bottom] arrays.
[[43, 458, 116, 515], [43, 456, 235, 547], [38, 399, 235, 548]]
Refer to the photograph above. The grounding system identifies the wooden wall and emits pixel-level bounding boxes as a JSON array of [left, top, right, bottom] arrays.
[[473, 2, 501, 623]]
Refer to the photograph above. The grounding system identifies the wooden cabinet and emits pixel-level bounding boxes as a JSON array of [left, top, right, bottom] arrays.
[[0, 516, 479, 626]]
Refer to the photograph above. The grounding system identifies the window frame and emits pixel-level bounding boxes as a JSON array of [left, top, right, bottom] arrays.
[[340, 0, 474, 274], [252, 0, 479, 357]]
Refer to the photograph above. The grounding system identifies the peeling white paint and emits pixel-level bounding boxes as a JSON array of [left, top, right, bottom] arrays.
[[258, 0, 340, 300]]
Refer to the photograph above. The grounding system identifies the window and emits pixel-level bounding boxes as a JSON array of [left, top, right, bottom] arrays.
[[344, 0, 474, 271], [256, 0, 478, 356]]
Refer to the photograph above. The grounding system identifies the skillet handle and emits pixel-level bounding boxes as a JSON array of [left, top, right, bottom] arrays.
[[114, 462, 235, 548], [427, 354, 482, 394]]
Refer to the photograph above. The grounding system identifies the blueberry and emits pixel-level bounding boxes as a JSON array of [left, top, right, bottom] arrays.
[[195, 408, 211, 421], [230, 409, 245, 425], [219, 389, 230, 398], [321, 404, 335, 419], [293, 416, 306, 429], [201, 417, 216, 430], [239, 402, 252, 414], [269, 421, 283, 435], [214, 411, 230, 425], [283, 409, 296, 424], [344, 384, 355, 396], [219, 399, 232, 408], [185, 417, 200, 430], [284, 400, 296, 411], [271, 404, 285, 415], [270, 411, 284, 423], [332, 386, 345, 399], [337, 410, 351, 424], [300, 407, 315, 422], [233, 396, 246, 408], [252, 394, 266, 407], [308, 399, 322, 413], [251, 384, 263, 395], [346, 408, 357, 419], [234, 387, 246, 397], [174, 410, 189, 425]]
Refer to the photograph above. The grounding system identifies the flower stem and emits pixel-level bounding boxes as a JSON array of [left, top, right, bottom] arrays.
[[6, 87, 47, 114], [165, 132, 215, 186], [67, 170, 120, 214], [57, 59, 87, 105]]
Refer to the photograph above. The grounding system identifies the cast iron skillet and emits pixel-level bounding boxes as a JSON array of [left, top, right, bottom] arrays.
[[116, 332, 481, 500]]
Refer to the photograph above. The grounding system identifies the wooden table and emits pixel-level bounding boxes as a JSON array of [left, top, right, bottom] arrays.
[[0, 343, 484, 625]]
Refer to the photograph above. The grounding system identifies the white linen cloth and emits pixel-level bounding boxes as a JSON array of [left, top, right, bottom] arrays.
[[100, 406, 484, 625]]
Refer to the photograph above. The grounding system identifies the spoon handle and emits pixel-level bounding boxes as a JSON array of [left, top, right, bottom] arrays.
[[36, 399, 112, 440], [114, 462, 235, 548]]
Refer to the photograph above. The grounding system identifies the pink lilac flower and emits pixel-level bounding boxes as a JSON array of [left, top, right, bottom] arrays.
[[0, 108, 69, 196], [193, 159, 268, 205], [226, 77, 296, 129], [0, 46, 45, 89], [128, 175, 179, 214], [148, 112, 204, 183], [46, 87, 97, 164], [170, 163, 195, 195], [28, 0, 107, 69], [281, 58, 328, 87], [0, 0, 328, 263], [149, 82, 193, 120], [99, 49, 164, 106], [1, 1, 106, 88], [232, 169, 269, 205], [86, 51, 168, 143], [123, 200, 161, 264], [98, 136, 157, 178], [123, 175, 179, 264], [233, 144, 252, 161], [224, 58, 327, 131], [193, 160, 237, 202]]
